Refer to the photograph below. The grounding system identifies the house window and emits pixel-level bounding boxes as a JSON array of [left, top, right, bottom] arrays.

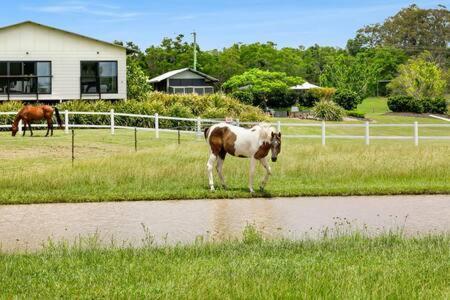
[[80, 61, 117, 94], [0, 61, 52, 95]]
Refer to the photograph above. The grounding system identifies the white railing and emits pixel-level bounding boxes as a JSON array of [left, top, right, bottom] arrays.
[[1, 110, 449, 146]]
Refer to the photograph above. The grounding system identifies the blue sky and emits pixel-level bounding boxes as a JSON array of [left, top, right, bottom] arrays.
[[1, 0, 445, 50]]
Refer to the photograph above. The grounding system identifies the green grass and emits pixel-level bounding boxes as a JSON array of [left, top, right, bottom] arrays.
[[1, 230, 449, 298], [0, 127, 449, 204]]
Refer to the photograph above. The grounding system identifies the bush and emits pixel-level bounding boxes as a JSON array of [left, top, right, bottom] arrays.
[[312, 100, 344, 121], [333, 89, 361, 110], [299, 88, 337, 107], [387, 95, 447, 114], [231, 90, 254, 105], [0, 93, 269, 130], [421, 97, 448, 114], [387, 96, 423, 113], [346, 110, 365, 118]]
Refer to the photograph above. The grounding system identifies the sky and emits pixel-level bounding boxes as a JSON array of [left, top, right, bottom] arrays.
[[1, 0, 446, 50]]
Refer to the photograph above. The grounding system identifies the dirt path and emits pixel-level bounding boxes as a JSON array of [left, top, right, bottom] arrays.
[[1, 195, 449, 252]]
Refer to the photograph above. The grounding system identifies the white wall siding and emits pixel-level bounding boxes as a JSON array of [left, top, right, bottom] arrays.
[[0, 23, 126, 101]]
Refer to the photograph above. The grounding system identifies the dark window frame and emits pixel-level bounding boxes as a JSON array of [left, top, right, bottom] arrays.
[[80, 61, 118, 96], [0, 61, 52, 96]]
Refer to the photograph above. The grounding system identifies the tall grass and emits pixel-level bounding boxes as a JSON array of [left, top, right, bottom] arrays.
[[0, 229, 449, 298], [0, 129, 448, 204]]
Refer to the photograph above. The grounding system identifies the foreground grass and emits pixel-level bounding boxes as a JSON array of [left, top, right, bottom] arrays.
[[0, 128, 449, 204], [0, 231, 449, 298]]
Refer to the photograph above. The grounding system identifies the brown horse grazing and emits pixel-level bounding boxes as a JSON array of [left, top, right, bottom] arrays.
[[12, 105, 62, 137]]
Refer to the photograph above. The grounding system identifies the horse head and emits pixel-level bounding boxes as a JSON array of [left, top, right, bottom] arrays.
[[11, 123, 18, 136], [270, 132, 282, 162]]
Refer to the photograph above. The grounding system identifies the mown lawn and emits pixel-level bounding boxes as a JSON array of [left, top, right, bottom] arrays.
[[0, 231, 449, 298], [0, 125, 449, 204]]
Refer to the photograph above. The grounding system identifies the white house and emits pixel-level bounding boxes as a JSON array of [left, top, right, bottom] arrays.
[[0, 21, 129, 102]]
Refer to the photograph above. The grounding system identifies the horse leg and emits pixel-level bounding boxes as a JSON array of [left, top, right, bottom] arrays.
[[22, 121, 27, 136], [216, 155, 227, 189], [248, 157, 257, 193], [259, 157, 272, 191], [207, 153, 217, 191], [45, 120, 50, 137], [28, 122, 33, 137]]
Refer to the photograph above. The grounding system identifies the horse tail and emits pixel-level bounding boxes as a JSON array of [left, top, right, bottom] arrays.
[[204, 127, 210, 140], [54, 107, 63, 128]]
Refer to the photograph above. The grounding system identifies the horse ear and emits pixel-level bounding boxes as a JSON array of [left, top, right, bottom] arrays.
[[278, 132, 282, 137], [271, 132, 275, 137]]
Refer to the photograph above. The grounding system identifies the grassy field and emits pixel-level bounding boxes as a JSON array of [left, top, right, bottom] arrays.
[[0, 127, 449, 204], [0, 230, 449, 298]]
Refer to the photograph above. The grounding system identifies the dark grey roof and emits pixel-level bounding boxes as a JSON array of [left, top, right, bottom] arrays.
[[148, 68, 219, 83]]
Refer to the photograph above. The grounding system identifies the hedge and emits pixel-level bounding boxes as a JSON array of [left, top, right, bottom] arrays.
[[0, 93, 269, 130], [387, 95, 447, 114]]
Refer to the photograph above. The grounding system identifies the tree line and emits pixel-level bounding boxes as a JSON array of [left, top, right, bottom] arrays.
[[117, 4, 449, 106]]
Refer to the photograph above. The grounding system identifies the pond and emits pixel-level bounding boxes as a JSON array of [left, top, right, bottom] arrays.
[[1, 195, 449, 252]]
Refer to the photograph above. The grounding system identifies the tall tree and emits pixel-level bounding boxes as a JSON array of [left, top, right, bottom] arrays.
[[387, 51, 447, 98], [347, 4, 449, 64]]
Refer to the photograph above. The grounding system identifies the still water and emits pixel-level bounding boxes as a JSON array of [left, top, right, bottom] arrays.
[[1, 195, 449, 252]]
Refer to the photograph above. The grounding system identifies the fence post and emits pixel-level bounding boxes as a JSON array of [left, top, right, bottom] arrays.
[[18, 119, 23, 135], [365, 121, 370, 145], [64, 110, 69, 134], [134, 127, 137, 152], [277, 121, 281, 133], [321, 121, 326, 146], [110, 109, 115, 135], [414, 121, 419, 146], [71, 129, 75, 166], [196, 117, 201, 139], [154, 113, 159, 139]]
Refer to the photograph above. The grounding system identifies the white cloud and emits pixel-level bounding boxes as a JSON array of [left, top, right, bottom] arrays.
[[21, 1, 144, 22]]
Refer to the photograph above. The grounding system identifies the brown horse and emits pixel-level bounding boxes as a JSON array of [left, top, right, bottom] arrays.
[[12, 105, 62, 137]]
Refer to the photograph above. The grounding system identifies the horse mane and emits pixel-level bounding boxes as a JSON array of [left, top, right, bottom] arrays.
[[252, 122, 274, 143]]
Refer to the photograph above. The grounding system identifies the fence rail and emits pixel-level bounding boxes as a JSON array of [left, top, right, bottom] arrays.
[[1, 110, 449, 146]]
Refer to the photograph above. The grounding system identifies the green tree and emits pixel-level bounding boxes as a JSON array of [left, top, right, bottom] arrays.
[[223, 69, 303, 108], [319, 53, 376, 99], [145, 34, 195, 78], [347, 4, 449, 64], [387, 52, 447, 98], [127, 60, 152, 100]]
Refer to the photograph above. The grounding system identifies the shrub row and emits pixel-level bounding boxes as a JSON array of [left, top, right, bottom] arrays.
[[0, 92, 269, 129], [387, 96, 447, 114]]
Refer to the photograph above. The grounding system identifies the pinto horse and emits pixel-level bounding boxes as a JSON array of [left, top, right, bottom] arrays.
[[204, 123, 281, 193], [12, 105, 62, 137]]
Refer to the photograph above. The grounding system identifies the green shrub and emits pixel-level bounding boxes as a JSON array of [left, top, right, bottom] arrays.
[[0, 93, 269, 130], [231, 90, 254, 105], [387, 95, 447, 114], [421, 97, 448, 114], [312, 100, 344, 121], [299, 88, 337, 107], [333, 89, 361, 110], [387, 96, 424, 113], [346, 110, 365, 118]]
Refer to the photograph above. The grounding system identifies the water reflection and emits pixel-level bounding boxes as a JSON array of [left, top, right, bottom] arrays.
[[0, 195, 449, 252]]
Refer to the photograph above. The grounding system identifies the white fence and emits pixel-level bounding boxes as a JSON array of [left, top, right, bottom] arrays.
[[1, 110, 449, 146]]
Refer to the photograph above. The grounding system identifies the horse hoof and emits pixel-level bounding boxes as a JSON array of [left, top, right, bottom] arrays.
[[259, 186, 265, 192], [222, 185, 228, 190], [249, 188, 255, 193], [210, 186, 216, 192]]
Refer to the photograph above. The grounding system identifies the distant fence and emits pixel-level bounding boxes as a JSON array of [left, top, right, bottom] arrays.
[[1, 110, 449, 146]]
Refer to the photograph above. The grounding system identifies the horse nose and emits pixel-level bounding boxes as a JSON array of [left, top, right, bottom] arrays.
[[271, 157, 277, 162]]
